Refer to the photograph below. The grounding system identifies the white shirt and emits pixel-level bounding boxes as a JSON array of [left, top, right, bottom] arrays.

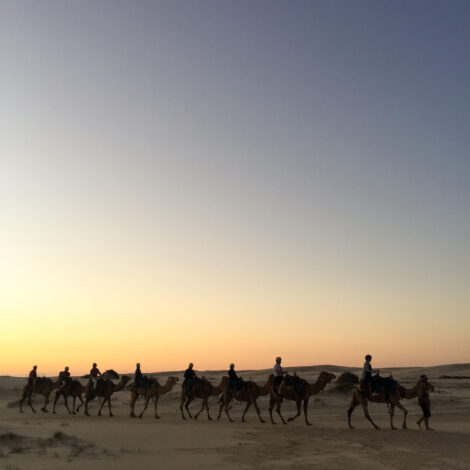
[[273, 363, 283, 377]]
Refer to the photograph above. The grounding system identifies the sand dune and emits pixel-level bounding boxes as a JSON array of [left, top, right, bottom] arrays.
[[1, 364, 469, 469]]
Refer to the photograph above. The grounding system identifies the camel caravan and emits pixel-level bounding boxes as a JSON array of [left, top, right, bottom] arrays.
[[19, 355, 435, 430]]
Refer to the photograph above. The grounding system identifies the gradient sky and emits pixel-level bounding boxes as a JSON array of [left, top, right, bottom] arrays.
[[1, 1, 469, 376]]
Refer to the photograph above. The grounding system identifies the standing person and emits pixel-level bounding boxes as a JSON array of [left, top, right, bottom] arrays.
[[183, 363, 196, 394], [361, 354, 379, 397], [89, 363, 101, 389], [274, 357, 288, 391], [417, 375, 434, 431], [28, 365, 37, 389]]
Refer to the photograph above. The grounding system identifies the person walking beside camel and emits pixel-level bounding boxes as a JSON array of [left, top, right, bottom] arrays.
[[417, 375, 434, 431]]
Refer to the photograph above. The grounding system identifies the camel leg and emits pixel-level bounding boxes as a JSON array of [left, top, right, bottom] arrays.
[[97, 397, 105, 416], [19, 391, 26, 413], [139, 394, 151, 419], [154, 395, 160, 419], [241, 401, 251, 423], [269, 395, 276, 424], [108, 396, 114, 417], [205, 398, 213, 421], [303, 398, 311, 426], [389, 403, 396, 430], [217, 397, 225, 421], [361, 401, 380, 430], [347, 393, 359, 429], [41, 394, 50, 413], [252, 399, 265, 424], [76, 395, 84, 413], [185, 397, 193, 419], [72, 396, 77, 415], [194, 400, 205, 420], [53, 390, 60, 414], [275, 399, 287, 425], [63, 394, 72, 415], [288, 400, 302, 422], [393, 400, 408, 429], [84, 395, 93, 416], [130, 393, 137, 418], [179, 397, 186, 420]]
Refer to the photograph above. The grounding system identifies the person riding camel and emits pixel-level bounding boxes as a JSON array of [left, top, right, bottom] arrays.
[[89, 363, 101, 389], [228, 363, 240, 392], [183, 362, 197, 394], [361, 354, 379, 397], [28, 365, 37, 389], [58, 366, 71, 390], [274, 357, 288, 392], [135, 363, 143, 387]]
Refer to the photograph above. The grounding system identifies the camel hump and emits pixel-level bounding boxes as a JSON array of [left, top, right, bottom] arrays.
[[102, 369, 120, 380]]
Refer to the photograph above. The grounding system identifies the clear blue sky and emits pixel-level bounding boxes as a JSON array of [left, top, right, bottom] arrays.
[[1, 1, 469, 373]]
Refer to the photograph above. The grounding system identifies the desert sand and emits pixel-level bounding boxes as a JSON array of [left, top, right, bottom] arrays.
[[1, 364, 469, 470]]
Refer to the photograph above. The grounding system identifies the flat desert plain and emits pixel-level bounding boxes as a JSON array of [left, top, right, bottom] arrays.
[[1, 364, 469, 470]]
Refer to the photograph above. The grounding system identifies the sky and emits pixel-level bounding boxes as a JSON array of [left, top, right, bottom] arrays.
[[1, 1, 469, 376]]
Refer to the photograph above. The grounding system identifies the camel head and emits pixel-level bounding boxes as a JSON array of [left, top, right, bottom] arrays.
[[167, 376, 179, 387], [319, 371, 336, 385]]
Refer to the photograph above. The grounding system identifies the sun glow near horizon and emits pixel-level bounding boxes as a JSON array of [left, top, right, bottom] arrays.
[[1, 1, 469, 376]]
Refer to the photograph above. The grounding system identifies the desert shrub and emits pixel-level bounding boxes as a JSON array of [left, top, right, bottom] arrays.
[[330, 372, 359, 393]]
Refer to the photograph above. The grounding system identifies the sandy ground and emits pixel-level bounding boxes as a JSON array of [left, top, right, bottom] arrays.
[[1, 364, 469, 470]]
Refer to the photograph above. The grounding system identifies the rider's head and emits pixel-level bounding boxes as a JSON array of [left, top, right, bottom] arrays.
[[276, 357, 282, 364], [33, 365, 37, 370], [65, 366, 69, 371], [93, 363, 97, 368], [136, 363, 140, 368], [230, 363, 234, 369], [189, 363, 193, 369], [365, 354, 372, 362]]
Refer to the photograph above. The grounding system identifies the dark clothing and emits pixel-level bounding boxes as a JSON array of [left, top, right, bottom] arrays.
[[90, 367, 101, 378], [274, 376, 284, 388], [184, 368, 196, 381], [135, 368, 143, 382], [183, 368, 196, 394], [28, 369, 37, 387], [419, 401, 431, 418], [228, 369, 239, 391], [59, 370, 71, 385], [419, 392, 431, 418]]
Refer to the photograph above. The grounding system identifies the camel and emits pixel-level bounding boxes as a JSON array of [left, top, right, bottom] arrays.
[[130, 376, 179, 419], [52, 379, 87, 415], [82, 375, 130, 417], [217, 375, 273, 423], [269, 371, 336, 425], [19, 377, 62, 413], [347, 375, 434, 430], [180, 376, 229, 421]]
